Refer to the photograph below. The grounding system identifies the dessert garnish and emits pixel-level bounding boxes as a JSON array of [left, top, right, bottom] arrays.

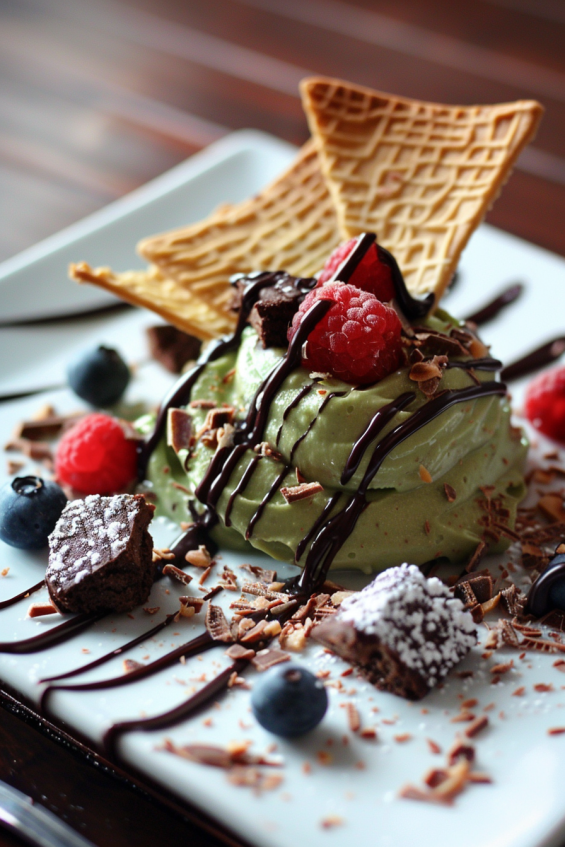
[[146, 324, 202, 374], [313, 564, 476, 699], [67, 344, 130, 407], [55, 413, 139, 495], [70, 79, 542, 342], [317, 236, 395, 300], [287, 281, 402, 384], [0, 475, 67, 549], [300, 76, 543, 302], [250, 663, 328, 737], [230, 270, 317, 349], [46, 493, 155, 614], [525, 365, 565, 444]]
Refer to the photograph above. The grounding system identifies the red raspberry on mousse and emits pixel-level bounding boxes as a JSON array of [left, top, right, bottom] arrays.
[[288, 282, 403, 385], [55, 413, 138, 495], [317, 238, 395, 302], [524, 365, 565, 444]]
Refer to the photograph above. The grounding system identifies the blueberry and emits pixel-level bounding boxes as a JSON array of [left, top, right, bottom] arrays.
[[67, 345, 130, 406], [0, 476, 67, 549], [549, 579, 565, 611], [251, 663, 328, 737]]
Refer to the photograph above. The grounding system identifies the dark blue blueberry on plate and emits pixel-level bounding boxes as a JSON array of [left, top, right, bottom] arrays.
[[526, 544, 565, 617], [67, 345, 130, 406], [0, 476, 67, 549], [251, 663, 328, 737]]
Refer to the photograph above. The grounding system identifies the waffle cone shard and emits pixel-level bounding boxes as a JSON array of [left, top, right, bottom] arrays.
[[137, 140, 341, 316], [300, 76, 543, 301], [69, 262, 233, 341]]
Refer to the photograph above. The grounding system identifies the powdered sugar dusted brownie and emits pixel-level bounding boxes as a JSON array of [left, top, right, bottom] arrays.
[[46, 493, 155, 614], [313, 564, 476, 700]]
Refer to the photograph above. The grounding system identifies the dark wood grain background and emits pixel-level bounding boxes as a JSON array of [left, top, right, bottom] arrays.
[[0, 0, 564, 845]]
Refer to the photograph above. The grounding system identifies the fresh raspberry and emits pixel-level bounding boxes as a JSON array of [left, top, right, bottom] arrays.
[[317, 238, 395, 301], [524, 366, 565, 444], [288, 282, 402, 384], [55, 413, 138, 495]]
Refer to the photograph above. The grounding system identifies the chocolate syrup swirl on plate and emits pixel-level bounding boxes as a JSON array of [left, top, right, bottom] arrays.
[[0, 579, 44, 610], [465, 283, 523, 326], [501, 337, 565, 382]]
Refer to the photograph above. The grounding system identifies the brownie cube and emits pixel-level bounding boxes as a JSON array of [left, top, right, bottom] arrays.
[[313, 564, 476, 700], [47, 494, 156, 614]]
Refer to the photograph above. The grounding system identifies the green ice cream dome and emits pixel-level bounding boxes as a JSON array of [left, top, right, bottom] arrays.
[[146, 302, 527, 576]]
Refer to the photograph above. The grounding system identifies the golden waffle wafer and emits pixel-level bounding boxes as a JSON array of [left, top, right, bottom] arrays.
[[69, 262, 233, 341], [137, 140, 341, 316], [300, 76, 543, 302]]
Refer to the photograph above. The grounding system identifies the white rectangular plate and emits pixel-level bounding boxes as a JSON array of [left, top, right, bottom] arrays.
[[1, 131, 565, 847]]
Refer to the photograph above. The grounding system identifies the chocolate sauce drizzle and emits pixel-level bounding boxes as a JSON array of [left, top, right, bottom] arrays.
[[447, 357, 502, 373], [196, 298, 332, 520], [224, 455, 260, 527], [0, 613, 104, 654], [39, 612, 179, 684], [289, 391, 346, 464], [297, 381, 507, 591], [102, 658, 247, 760], [275, 383, 314, 446], [0, 579, 44, 610], [330, 233, 435, 320], [40, 631, 215, 714], [465, 283, 523, 326], [246, 464, 289, 540], [501, 336, 565, 382], [137, 270, 315, 479]]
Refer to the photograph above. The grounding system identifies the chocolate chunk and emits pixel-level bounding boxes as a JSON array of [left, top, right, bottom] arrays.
[[231, 271, 316, 348], [46, 494, 156, 614], [167, 408, 193, 453], [313, 564, 476, 700], [146, 325, 202, 373]]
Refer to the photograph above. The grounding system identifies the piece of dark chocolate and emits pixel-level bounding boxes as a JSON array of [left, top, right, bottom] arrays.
[[46, 493, 156, 614], [313, 564, 476, 700], [146, 325, 202, 373], [231, 271, 316, 348]]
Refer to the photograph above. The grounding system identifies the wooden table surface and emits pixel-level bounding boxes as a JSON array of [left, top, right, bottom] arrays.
[[0, 0, 564, 845]]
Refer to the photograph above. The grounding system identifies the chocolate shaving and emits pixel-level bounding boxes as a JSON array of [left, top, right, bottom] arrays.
[[15, 412, 83, 441], [239, 619, 268, 644], [167, 408, 193, 453], [447, 742, 475, 765], [123, 658, 144, 673], [251, 648, 291, 671], [225, 644, 256, 661], [280, 482, 324, 503], [466, 541, 487, 573], [178, 595, 205, 615], [5, 438, 53, 465], [146, 324, 201, 373], [27, 601, 58, 618], [239, 564, 277, 585], [500, 584, 526, 617], [444, 483, 457, 503], [253, 442, 283, 461], [540, 610, 565, 632], [205, 604, 234, 642], [162, 564, 193, 585], [499, 619, 521, 648]]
